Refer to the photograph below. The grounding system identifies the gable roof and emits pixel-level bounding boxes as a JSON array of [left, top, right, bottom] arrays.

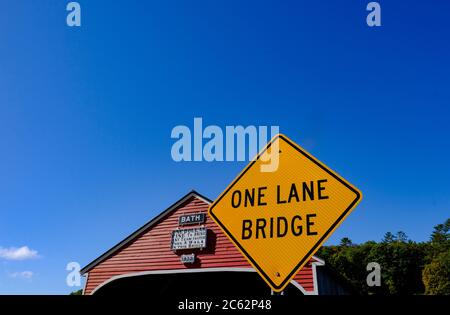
[[80, 190, 212, 275]]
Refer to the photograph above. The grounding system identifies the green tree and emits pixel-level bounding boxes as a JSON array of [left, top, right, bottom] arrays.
[[422, 251, 450, 295], [430, 219, 450, 244], [340, 237, 353, 247], [395, 231, 408, 243], [318, 218, 449, 295], [427, 218, 450, 261], [382, 232, 395, 243]]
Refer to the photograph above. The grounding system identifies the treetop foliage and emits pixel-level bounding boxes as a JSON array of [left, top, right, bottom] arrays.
[[317, 218, 450, 295]]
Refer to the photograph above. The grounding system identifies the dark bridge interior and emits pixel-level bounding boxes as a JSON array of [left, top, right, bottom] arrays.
[[94, 271, 304, 297]]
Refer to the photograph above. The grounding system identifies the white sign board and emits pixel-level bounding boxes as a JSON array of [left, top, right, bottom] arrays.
[[171, 227, 207, 250]]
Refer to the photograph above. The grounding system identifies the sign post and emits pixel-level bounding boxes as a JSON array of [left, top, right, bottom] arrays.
[[208, 134, 362, 292]]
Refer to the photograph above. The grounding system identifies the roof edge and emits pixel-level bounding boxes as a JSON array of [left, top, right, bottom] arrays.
[[80, 190, 212, 275]]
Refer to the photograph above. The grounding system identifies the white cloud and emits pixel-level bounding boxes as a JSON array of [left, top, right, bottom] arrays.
[[0, 246, 39, 260], [9, 271, 34, 280]]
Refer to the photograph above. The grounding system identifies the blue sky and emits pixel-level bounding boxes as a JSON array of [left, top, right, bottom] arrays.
[[0, 1, 449, 294]]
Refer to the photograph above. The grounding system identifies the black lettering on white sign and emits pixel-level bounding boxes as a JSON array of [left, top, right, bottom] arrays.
[[171, 227, 207, 250]]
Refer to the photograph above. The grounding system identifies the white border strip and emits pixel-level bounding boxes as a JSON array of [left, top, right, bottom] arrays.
[[81, 272, 88, 295]]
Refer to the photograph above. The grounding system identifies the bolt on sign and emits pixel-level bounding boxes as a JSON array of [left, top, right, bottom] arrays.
[[208, 134, 362, 292]]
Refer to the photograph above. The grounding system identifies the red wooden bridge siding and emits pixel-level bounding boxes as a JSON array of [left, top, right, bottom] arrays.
[[83, 195, 318, 295]]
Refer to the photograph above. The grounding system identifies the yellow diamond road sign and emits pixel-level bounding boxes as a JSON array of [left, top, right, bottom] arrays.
[[208, 134, 362, 292]]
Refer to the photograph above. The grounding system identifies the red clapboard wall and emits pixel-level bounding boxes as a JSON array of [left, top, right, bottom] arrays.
[[81, 191, 323, 295]]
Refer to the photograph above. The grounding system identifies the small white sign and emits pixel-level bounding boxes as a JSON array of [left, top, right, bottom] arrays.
[[181, 254, 196, 264]]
